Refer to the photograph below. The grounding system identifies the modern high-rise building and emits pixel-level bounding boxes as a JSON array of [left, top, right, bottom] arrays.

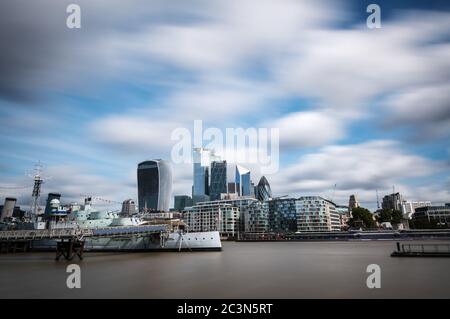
[[210, 160, 227, 201], [193, 147, 211, 197], [382, 192, 403, 211], [44, 193, 61, 217], [0, 197, 16, 222], [255, 176, 272, 201], [297, 196, 341, 232], [174, 195, 193, 211], [137, 159, 172, 212], [121, 199, 136, 216], [235, 164, 251, 196]]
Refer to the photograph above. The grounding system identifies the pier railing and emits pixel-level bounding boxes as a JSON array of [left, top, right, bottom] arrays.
[[392, 242, 450, 257], [0, 228, 92, 241], [0, 225, 169, 241], [399, 243, 450, 254]]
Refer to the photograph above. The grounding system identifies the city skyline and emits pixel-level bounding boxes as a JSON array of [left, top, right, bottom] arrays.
[[0, 0, 449, 211]]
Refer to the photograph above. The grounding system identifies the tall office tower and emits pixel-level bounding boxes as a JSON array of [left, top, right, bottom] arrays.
[[174, 195, 193, 211], [235, 165, 251, 196], [255, 176, 272, 201], [44, 193, 61, 218], [192, 147, 211, 197], [382, 192, 403, 211], [228, 182, 237, 194], [0, 197, 16, 222], [205, 168, 210, 196], [121, 199, 136, 216], [137, 159, 172, 212], [348, 194, 360, 213], [210, 160, 227, 201]]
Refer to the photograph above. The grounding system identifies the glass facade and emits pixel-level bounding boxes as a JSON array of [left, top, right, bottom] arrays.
[[183, 202, 240, 238], [174, 195, 193, 211], [256, 176, 272, 201], [210, 160, 227, 201], [297, 196, 341, 232], [244, 201, 269, 233], [267, 198, 298, 233], [137, 160, 172, 212], [235, 165, 251, 196], [193, 148, 210, 197]]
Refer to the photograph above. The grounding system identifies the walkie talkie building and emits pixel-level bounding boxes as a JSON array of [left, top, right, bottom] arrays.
[[137, 159, 172, 212]]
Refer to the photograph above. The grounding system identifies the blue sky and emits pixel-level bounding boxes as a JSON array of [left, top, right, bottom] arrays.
[[0, 0, 449, 210]]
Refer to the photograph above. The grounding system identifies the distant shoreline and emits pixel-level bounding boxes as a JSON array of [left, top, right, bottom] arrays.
[[235, 230, 450, 242]]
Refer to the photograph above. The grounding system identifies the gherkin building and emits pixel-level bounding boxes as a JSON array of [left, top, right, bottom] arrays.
[[256, 176, 272, 201]]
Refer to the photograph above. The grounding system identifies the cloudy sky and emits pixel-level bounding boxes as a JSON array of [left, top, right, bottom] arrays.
[[0, 0, 449, 210]]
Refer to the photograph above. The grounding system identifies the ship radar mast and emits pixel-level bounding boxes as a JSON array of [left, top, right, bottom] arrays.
[[28, 161, 47, 220]]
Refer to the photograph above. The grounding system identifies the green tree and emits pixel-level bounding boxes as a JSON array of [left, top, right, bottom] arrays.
[[378, 209, 392, 223], [391, 210, 403, 224], [377, 209, 403, 225], [349, 207, 375, 229]]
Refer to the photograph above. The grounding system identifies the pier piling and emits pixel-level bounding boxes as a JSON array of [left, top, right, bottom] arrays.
[[55, 239, 85, 261]]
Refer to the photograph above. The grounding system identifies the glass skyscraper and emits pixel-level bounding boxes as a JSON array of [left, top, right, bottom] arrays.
[[210, 160, 227, 201], [137, 159, 172, 212], [235, 164, 251, 196], [256, 176, 272, 201], [193, 147, 210, 197]]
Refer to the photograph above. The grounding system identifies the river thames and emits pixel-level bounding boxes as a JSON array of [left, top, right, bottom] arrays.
[[0, 241, 449, 298]]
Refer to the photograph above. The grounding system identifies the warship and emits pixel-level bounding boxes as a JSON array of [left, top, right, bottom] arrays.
[[0, 197, 221, 252]]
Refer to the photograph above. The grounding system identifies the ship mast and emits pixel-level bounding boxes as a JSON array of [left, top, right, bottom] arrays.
[[28, 161, 45, 220]]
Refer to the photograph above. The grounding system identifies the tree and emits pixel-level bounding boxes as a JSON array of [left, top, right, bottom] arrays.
[[348, 207, 375, 229], [378, 209, 392, 223], [377, 209, 403, 225], [391, 210, 403, 224]]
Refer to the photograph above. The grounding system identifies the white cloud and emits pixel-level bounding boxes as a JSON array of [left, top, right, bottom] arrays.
[[384, 83, 450, 138], [268, 140, 447, 207], [270, 111, 345, 148], [276, 11, 450, 110], [91, 116, 182, 153]]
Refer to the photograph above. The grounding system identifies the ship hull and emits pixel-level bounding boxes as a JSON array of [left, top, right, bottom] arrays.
[[30, 231, 222, 252]]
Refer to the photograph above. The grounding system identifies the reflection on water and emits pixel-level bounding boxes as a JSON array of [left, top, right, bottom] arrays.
[[1, 241, 449, 298]]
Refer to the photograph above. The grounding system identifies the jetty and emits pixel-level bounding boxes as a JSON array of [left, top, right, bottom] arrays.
[[0, 225, 168, 260], [391, 242, 450, 257]]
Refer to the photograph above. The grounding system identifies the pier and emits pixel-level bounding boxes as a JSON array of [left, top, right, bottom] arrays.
[[0, 225, 169, 260], [391, 242, 450, 257]]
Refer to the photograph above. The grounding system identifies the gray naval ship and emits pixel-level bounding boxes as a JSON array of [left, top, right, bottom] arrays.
[[1, 197, 221, 252]]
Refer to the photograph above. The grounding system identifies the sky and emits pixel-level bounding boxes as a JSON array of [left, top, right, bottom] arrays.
[[0, 0, 449, 211]]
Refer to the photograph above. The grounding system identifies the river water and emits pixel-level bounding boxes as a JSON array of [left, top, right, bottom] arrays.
[[0, 241, 449, 298]]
